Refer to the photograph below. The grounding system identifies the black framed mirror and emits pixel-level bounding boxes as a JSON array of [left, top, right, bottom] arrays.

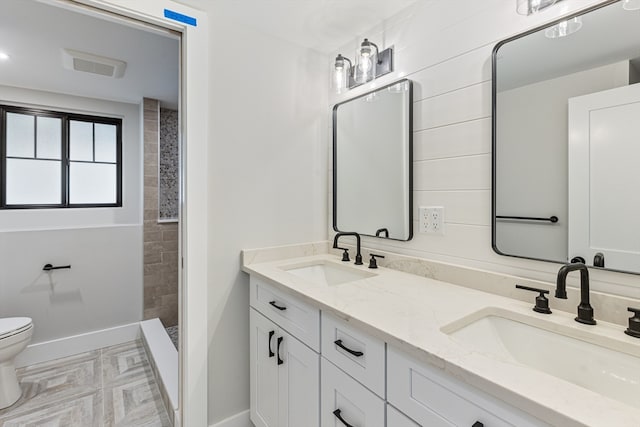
[[333, 79, 413, 241], [493, 0, 640, 274]]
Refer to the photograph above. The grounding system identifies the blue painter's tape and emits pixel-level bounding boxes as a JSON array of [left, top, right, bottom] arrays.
[[164, 9, 197, 26]]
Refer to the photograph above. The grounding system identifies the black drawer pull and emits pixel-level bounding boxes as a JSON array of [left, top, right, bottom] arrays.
[[334, 339, 363, 357], [269, 301, 287, 311], [268, 330, 275, 358], [277, 336, 284, 365], [472, 422, 484, 427], [333, 409, 355, 427]]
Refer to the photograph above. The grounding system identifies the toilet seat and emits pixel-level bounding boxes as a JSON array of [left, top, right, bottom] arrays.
[[0, 318, 33, 340]]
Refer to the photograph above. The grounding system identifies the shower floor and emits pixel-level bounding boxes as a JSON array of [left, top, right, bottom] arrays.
[[165, 325, 178, 350], [0, 340, 171, 426]]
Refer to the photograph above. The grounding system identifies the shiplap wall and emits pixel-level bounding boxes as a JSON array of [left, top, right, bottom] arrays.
[[329, 0, 640, 298]]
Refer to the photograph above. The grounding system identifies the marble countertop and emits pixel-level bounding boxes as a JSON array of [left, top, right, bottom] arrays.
[[242, 248, 640, 427]]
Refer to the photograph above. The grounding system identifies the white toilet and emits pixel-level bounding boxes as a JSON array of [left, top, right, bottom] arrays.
[[0, 317, 33, 409]]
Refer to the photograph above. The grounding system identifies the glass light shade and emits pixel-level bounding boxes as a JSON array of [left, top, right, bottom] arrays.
[[623, 0, 640, 10], [545, 16, 583, 38], [354, 39, 377, 84], [516, 0, 558, 15], [333, 54, 350, 94]]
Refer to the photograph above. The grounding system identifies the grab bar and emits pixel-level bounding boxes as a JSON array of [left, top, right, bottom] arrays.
[[496, 215, 558, 223], [43, 264, 71, 271]]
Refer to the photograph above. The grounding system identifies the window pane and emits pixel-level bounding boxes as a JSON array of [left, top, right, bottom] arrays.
[[6, 159, 61, 205], [94, 123, 116, 163], [36, 117, 61, 159], [69, 162, 116, 204], [69, 120, 93, 161], [6, 112, 34, 158]]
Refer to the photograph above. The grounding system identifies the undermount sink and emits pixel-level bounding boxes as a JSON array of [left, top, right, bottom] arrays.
[[442, 308, 640, 409], [281, 261, 376, 286]]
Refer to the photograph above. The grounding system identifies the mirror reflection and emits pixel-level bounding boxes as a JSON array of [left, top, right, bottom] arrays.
[[493, 0, 640, 273], [333, 79, 413, 241]]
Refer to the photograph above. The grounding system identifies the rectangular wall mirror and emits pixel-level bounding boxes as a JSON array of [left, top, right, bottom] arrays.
[[493, 0, 640, 274], [333, 79, 413, 241]]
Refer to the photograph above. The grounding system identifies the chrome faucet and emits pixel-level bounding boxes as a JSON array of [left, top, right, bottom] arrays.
[[333, 232, 363, 265], [555, 262, 596, 325]]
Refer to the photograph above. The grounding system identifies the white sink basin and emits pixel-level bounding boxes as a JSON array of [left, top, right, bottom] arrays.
[[442, 308, 640, 409], [281, 261, 376, 286]]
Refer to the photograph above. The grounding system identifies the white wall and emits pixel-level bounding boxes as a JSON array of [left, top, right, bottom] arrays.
[[205, 10, 328, 425], [328, 0, 640, 299], [496, 61, 629, 261], [0, 85, 142, 343]]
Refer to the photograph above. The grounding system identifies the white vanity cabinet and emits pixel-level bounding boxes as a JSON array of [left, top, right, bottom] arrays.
[[249, 276, 321, 427], [387, 346, 548, 427], [248, 274, 548, 427]]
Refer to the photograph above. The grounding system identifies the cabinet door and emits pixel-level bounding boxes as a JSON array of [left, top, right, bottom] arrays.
[[321, 358, 385, 427], [250, 309, 279, 427], [278, 329, 320, 427], [387, 404, 421, 427]]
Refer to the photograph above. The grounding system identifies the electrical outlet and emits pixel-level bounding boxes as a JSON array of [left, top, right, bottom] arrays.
[[419, 206, 444, 235]]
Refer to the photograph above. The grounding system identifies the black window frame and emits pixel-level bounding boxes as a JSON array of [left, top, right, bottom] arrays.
[[0, 105, 122, 209]]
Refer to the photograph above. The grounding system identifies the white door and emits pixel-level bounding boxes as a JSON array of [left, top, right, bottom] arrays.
[[278, 330, 320, 427], [250, 309, 279, 427], [568, 83, 640, 271]]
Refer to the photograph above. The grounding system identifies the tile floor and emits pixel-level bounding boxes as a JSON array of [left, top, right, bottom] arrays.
[[0, 340, 171, 426]]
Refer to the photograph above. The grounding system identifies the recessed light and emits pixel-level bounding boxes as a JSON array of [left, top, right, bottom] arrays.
[[0, 52, 10, 61]]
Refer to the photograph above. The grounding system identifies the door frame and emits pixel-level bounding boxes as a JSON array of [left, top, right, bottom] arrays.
[[40, 1, 210, 425]]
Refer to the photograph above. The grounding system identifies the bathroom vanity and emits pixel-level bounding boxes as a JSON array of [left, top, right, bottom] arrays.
[[242, 243, 640, 427]]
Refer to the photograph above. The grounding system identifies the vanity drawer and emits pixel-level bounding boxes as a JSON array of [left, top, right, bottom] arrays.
[[321, 311, 385, 397], [250, 276, 320, 352], [321, 358, 385, 427], [387, 404, 422, 427], [387, 346, 547, 427]]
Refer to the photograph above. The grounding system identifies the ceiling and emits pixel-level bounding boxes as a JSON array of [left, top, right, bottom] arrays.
[[176, 0, 421, 53], [0, 0, 179, 108]]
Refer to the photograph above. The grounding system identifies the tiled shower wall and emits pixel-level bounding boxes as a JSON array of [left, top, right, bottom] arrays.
[[159, 108, 179, 220], [143, 98, 178, 326]]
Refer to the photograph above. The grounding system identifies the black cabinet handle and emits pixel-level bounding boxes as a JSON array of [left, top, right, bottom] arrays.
[[333, 409, 355, 427], [269, 301, 287, 311], [334, 339, 363, 357], [277, 336, 284, 365], [472, 422, 484, 427], [268, 330, 275, 358]]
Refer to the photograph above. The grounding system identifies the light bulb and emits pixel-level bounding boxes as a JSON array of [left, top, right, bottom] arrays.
[[360, 55, 372, 73], [0, 52, 9, 61]]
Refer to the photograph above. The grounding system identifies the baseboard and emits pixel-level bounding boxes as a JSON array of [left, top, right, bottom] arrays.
[[210, 410, 252, 427], [15, 322, 140, 368]]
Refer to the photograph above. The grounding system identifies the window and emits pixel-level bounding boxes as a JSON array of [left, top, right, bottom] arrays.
[[1, 106, 122, 208]]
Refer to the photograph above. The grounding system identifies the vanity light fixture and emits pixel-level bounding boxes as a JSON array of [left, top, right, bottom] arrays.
[[544, 16, 583, 38], [623, 0, 640, 10], [516, 0, 560, 15], [332, 38, 393, 93]]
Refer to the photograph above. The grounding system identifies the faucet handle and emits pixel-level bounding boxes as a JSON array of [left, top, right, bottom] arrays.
[[625, 307, 640, 338], [515, 284, 552, 314], [368, 254, 385, 269], [335, 247, 350, 262]]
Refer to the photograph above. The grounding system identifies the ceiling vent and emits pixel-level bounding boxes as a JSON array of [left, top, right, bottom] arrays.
[[62, 48, 127, 78]]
